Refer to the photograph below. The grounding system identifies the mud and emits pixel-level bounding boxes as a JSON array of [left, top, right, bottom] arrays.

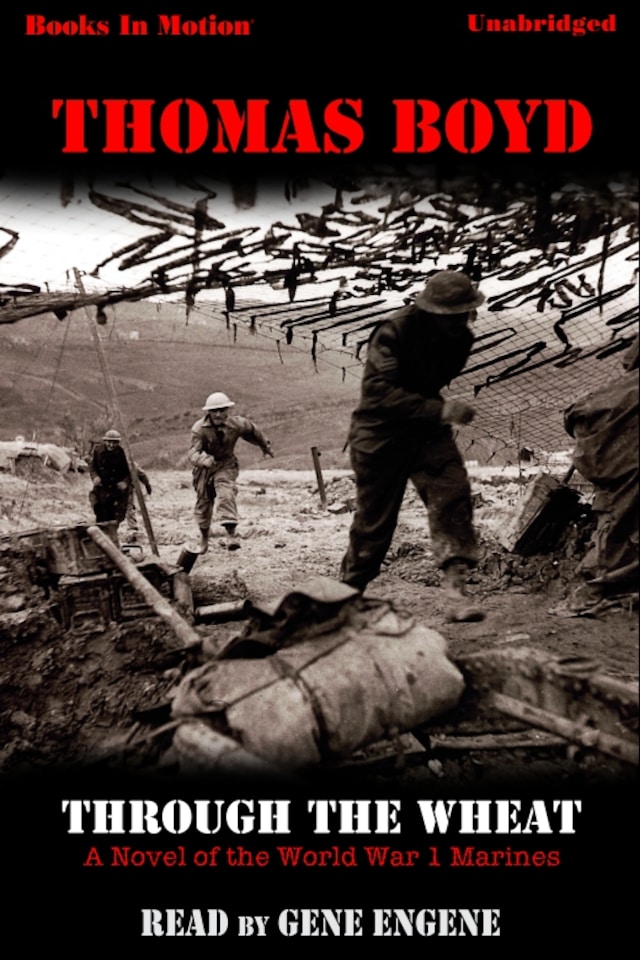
[[0, 467, 637, 784]]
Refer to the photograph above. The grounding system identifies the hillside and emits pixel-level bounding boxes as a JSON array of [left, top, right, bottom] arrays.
[[1, 294, 604, 473], [0, 299, 360, 470]]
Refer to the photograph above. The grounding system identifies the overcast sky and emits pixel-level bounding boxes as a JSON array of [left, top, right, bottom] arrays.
[[0, 176, 338, 295]]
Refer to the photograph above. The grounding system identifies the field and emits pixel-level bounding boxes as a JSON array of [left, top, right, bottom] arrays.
[[1, 298, 637, 783], [0, 296, 606, 471], [0, 301, 361, 470], [1, 457, 637, 783]]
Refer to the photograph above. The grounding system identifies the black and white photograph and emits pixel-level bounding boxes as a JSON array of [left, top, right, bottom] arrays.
[[1, 5, 637, 946]]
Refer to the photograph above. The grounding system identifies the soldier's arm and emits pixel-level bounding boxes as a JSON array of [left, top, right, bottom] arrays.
[[188, 425, 215, 468], [115, 449, 132, 487], [135, 464, 152, 494], [239, 419, 273, 456], [361, 325, 446, 425], [89, 449, 102, 483]]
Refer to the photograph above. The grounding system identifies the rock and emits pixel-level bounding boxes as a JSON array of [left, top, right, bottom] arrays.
[[1, 593, 27, 613]]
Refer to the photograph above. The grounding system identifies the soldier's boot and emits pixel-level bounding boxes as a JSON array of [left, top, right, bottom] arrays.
[[198, 527, 210, 554], [441, 560, 485, 623], [222, 523, 241, 551]]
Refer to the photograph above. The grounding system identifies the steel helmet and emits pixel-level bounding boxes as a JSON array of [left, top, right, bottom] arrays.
[[202, 392, 235, 410], [102, 429, 122, 442]]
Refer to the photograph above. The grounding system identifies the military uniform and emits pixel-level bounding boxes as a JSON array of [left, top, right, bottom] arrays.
[[341, 301, 479, 591], [189, 413, 272, 532], [89, 441, 131, 525]]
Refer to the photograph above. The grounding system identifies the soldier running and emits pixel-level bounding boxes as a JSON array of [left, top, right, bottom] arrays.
[[189, 392, 273, 551]]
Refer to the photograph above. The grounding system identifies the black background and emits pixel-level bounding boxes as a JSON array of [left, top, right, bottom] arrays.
[[4, 5, 636, 176], [3, 3, 638, 947], [4, 768, 638, 946]]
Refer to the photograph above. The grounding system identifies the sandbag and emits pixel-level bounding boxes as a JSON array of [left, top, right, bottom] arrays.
[[564, 369, 638, 485], [564, 363, 639, 581], [172, 720, 289, 778], [171, 580, 465, 770]]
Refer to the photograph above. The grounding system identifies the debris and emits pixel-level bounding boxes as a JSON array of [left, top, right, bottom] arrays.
[[170, 579, 465, 770], [87, 525, 197, 647], [421, 646, 639, 767], [194, 600, 248, 624], [0, 440, 76, 474], [497, 469, 581, 554], [327, 500, 355, 514], [172, 719, 293, 778]]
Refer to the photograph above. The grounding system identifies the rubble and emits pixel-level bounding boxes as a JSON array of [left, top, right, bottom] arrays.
[[0, 471, 636, 783], [0, 439, 85, 475], [0, 522, 191, 772]]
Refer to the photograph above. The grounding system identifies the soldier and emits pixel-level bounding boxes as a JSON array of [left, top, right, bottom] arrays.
[[562, 333, 639, 611], [189, 392, 273, 551], [340, 270, 485, 622], [89, 428, 131, 527]]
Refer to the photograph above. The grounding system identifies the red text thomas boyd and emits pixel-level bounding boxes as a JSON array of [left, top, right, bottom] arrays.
[[50, 97, 594, 155]]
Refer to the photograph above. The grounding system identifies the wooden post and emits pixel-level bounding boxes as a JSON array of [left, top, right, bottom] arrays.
[[493, 692, 639, 766], [194, 600, 249, 623], [311, 446, 327, 510], [87, 525, 201, 648], [74, 268, 159, 555]]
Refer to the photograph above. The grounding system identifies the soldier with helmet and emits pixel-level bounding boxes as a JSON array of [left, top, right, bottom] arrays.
[[340, 270, 485, 623], [89, 428, 132, 526], [189, 392, 273, 551]]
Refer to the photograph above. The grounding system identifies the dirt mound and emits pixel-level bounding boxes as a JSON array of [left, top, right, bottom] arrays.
[[0, 468, 637, 781]]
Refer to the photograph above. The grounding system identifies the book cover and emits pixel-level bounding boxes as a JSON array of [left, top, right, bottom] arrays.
[[1, 4, 637, 947]]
